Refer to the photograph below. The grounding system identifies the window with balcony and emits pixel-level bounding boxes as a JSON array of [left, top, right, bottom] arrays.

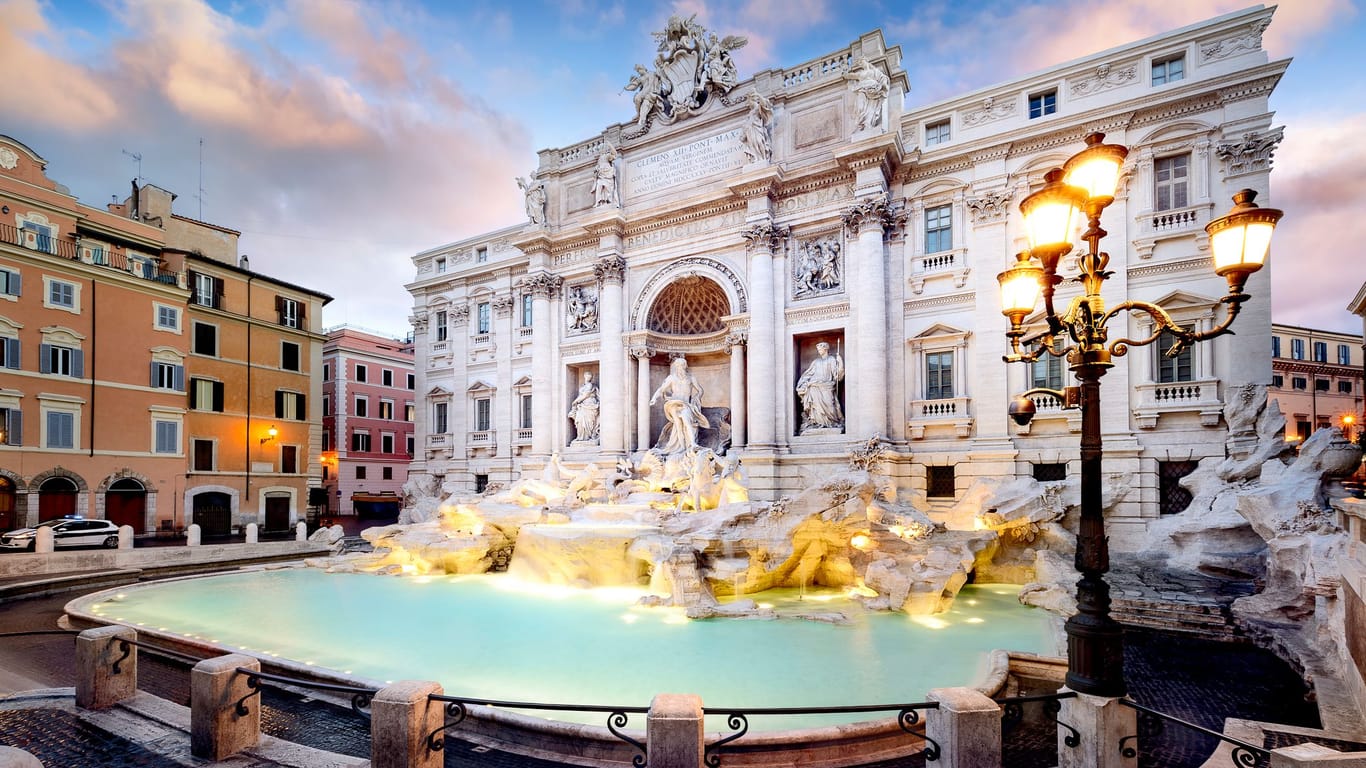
[[475, 398, 491, 431], [477, 303, 491, 334], [191, 378, 224, 412], [1155, 331, 1193, 383], [435, 311, 448, 341], [521, 294, 533, 327], [1155, 154, 1189, 211], [23, 222, 55, 254], [1030, 341, 1064, 390], [925, 351, 954, 400], [1028, 90, 1056, 119], [1151, 54, 1185, 86], [433, 402, 448, 434], [924, 204, 952, 254], [520, 394, 533, 429]]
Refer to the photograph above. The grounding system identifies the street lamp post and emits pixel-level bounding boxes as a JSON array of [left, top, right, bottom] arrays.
[[997, 133, 1282, 697]]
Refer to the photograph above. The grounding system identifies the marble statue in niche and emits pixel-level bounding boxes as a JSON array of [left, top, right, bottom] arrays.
[[796, 340, 845, 433], [844, 57, 889, 133], [568, 372, 601, 444], [592, 147, 619, 207], [517, 174, 547, 225], [566, 286, 599, 333], [739, 92, 774, 164], [794, 237, 842, 297], [650, 356, 710, 455]]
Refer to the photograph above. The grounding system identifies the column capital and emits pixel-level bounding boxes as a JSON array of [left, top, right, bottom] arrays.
[[449, 303, 470, 326], [743, 222, 789, 253], [630, 345, 655, 360], [521, 271, 564, 299], [491, 294, 516, 318], [725, 330, 748, 349], [966, 190, 1012, 225], [409, 311, 429, 333], [594, 254, 628, 285], [842, 195, 907, 238]]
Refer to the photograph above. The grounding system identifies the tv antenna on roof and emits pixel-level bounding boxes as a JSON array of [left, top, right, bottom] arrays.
[[194, 138, 206, 220], [121, 149, 143, 183]]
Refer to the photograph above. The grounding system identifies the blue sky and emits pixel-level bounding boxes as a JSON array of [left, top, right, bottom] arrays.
[[2, 0, 1362, 336]]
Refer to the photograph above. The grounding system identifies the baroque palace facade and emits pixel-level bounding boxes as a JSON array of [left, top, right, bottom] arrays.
[[407, 7, 1286, 549]]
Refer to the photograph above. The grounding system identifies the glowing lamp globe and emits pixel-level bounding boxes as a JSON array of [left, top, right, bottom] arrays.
[[1020, 169, 1085, 268], [1062, 133, 1128, 203], [997, 254, 1045, 324], [1205, 189, 1283, 293]]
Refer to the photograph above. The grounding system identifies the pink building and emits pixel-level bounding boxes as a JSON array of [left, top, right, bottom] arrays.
[[321, 327, 415, 518]]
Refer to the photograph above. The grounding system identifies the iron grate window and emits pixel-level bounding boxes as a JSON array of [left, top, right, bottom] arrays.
[[927, 466, 956, 498], [1158, 460, 1199, 515], [1032, 463, 1067, 482]]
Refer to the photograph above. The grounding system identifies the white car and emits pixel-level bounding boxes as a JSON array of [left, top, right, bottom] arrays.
[[0, 518, 122, 551]]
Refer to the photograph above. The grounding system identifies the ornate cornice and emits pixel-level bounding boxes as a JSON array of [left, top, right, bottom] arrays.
[[966, 190, 1012, 225], [1217, 127, 1284, 177], [963, 96, 1016, 128], [1216, 74, 1281, 106], [904, 291, 975, 314], [1200, 19, 1268, 64], [450, 304, 471, 326], [784, 301, 849, 325], [1127, 255, 1214, 281], [594, 254, 628, 285]]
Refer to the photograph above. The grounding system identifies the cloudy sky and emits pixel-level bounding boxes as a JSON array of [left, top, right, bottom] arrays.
[[2, 0, 1361, 336]]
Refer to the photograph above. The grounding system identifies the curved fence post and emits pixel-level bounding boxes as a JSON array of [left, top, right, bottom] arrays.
[[649, 693, 702, 768], [191, 654, 260, 760], [372, 680, 444, 768], [928, 686, 1000, 768], [75, 625, 137, 710]]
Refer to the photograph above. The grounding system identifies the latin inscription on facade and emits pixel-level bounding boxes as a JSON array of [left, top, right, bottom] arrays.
[[625, 129, 745, 197]]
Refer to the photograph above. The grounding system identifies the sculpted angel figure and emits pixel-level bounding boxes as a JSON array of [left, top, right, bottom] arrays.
[[649, 356, 710, 454], [844, 57, 890, 132], [516, 175, 547, 225], [592, 147, 619, 207], [739, 92, 773, 164], [796, 341, 845, 432]]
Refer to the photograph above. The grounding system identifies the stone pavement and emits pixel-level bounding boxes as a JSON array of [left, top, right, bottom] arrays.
[[0, 588, 1332, 767]]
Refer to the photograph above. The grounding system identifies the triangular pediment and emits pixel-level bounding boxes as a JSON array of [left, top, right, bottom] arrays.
[[426, 385, 452, 397], [466, 380, 496, 394], [915, 323, 969, 339], [1143, 290, 1217, 311]]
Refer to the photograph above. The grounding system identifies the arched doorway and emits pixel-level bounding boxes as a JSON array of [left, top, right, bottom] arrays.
[[38, 477, 79, 522], [192, 492, 231, 537], [106, 478, 147, 533], [0, 477, 14, 531]]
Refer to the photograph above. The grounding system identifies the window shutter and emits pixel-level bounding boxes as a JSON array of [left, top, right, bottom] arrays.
[[39, 344, 51, 374], [187, 270, 199, 304], [297, 394, 306, 421], [7, 409, 21, 445], [6, 338, 18, 369], [298, 303, 307, 330], [275, 390, 285, 419], [149, 361, 157, 387], [72, 350, 84, 379], [275, 295, 284, 324], [173, 365, 185, 392], [212, 381, 224, 412], [10, 272, 19, 296], [213, 277, 224, 305]]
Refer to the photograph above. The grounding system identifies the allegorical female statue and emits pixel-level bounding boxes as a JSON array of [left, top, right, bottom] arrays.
[[649, 356, 710, 454], [796, 341, 845, 432], [568, 372, 600, 443]]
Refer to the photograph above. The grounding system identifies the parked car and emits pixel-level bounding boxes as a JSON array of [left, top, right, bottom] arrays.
[[0, 518, 121, 551]]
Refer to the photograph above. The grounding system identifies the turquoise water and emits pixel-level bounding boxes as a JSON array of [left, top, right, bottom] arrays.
[[84, 570, 1054, 730]]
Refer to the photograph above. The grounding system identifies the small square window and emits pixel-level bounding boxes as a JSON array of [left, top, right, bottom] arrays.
[[382, 369, 393, 387], [1028, 90, 1057, 119], [927, 466, 955, 498], [476, 247, 488, 263], [1315, 379, 1330, 392], [47, 279, 75, 309], [382, 466, 393, 480], [356, 364, 368, 383], [406, 374, 415, 390], [193, 322, 218, 356], [281, 342, 300, 372], [1338, 380, 1353, 394], [435, 257, 447, 274], [1271, 374, 1284, 388], [356, 466, 367, 480], [1152, 54, 1185, 86], [1032, 463, 1067, 482], [925, 120, 950, 147], [156, 305, 180, 330], [1292, 377, 1307, 390]]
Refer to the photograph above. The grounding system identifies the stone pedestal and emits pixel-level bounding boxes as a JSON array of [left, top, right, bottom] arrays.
[[35, 527, 53, 553], [190, 654, 260, 760], [117, 525, 133, 549], [295, 521, 307, 541], [245, 523, 258, 544], [1057, 690, 1136, 768], [647, 693, 704, 768], [75, 625, 137, 710], [927, 687, 1001, 768], [372, 680, 445, 768]]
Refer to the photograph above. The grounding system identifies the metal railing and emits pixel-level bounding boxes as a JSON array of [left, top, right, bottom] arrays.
[[426, 693, 651, 765], [0, 222, 182, 285], [1119, 699, 1270, 767], [702, 701, 942, 766], [233, 666, 377, 719]]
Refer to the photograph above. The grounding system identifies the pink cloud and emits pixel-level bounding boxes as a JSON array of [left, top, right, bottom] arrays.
[[0, 0, 120, 130]]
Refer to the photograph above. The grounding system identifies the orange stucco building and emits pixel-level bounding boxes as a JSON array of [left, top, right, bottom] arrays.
[[0, 135, 330, 536]]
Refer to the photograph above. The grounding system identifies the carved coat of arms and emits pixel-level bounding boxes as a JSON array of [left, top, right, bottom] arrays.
[[624, 15, 746, 135]]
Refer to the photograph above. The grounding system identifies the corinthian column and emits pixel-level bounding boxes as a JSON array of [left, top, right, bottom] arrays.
[[727, 331, 747, 448], [523, 272, 562, 456], [841, 197, 901, 439], [743, 223, 787, 448], [632, 346, 654, 450], [595, 255, 627, 455]]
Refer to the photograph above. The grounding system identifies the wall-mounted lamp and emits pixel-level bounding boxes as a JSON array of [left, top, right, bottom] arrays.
[[260, 425, 278, 445], [1, 205, 9, 215]]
